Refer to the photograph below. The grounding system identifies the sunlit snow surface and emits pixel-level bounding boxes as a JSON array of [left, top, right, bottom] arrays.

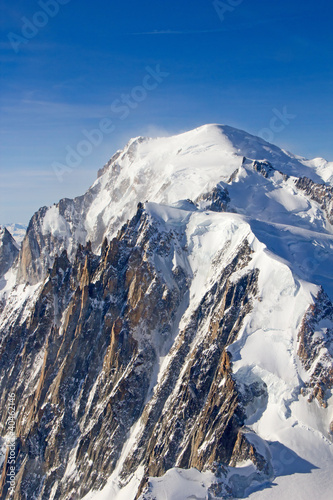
[[3, 125, 333, 499], [30, 124, 333, 256]]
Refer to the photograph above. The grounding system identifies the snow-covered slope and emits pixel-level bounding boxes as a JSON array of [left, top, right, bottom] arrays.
[[15, 124, 333, 285], [0, 124, 332, 500]]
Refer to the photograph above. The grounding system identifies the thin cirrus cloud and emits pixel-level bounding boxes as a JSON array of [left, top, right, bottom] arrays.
[[125, 16, 302, 37], [127, 29, 226, 35], [1, 98, 109, 122]]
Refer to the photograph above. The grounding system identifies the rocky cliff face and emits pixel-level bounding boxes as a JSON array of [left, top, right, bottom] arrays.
[[17, 198, 88, 285], [0, 203, 272, 499], [1, 206, 185, 498], [0, 200, 272, 500], [122, 242, 258, 478], [298, 288, 333, 408], [0, 227, 19, 278], [295, 176, 333, 225]]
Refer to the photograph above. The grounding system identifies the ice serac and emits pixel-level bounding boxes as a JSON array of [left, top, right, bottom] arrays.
[[0, 227, 19, 277], [1, 124, 333, 500]]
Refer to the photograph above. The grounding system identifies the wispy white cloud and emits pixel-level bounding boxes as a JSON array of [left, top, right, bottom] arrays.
[[127, 15, 303, 37], [0, 169, 55, 179], [0, 98, 109, 121], [127, 28, 226, 35]]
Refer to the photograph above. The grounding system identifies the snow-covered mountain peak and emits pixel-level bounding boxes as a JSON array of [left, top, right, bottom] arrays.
[[0, 226, 19, 278], [99, 123, 332, 186], [0, 226, 19, 249], [6, 124, 331, 287], [3, 223, 27, 246]]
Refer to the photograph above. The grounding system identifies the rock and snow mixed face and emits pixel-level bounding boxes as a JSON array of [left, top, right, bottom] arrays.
[[0, 124, 332, 500], [4, 224, 27, 246], [0, 227, 19, 278], [11, 124, 333, 285]]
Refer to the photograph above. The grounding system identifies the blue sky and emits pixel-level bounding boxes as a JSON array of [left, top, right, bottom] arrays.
[[1, 0, 332, 225]]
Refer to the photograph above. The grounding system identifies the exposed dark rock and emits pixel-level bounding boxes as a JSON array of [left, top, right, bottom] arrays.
[[195, 184, 230, 212], [0, 207, 189, 499], [227, 158, 289, 184], [97, 151, 122, 178], [121, 241, 263, 486], [0, 227, 19, 277], [295, 176, 333, 225], [0, 204, 270, 499], [298, 288, 333, 408], [252, 160, 275, 178]]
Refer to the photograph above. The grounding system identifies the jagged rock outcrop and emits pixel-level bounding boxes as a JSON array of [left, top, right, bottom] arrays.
[[295, 176, 333, 225], [17, 198, 89, 285], [298, 288, 333, 408], [0, 204, 271, 500], [227, 158, 289, 185], [123, 242, 259, 485], [0, 206, 189, 498], [195, 184, 230, 212], [0, 227, 19, 277], [3, 224, 27, 246], [16, 207, 49, 284], [252, 160, 276, 179]]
